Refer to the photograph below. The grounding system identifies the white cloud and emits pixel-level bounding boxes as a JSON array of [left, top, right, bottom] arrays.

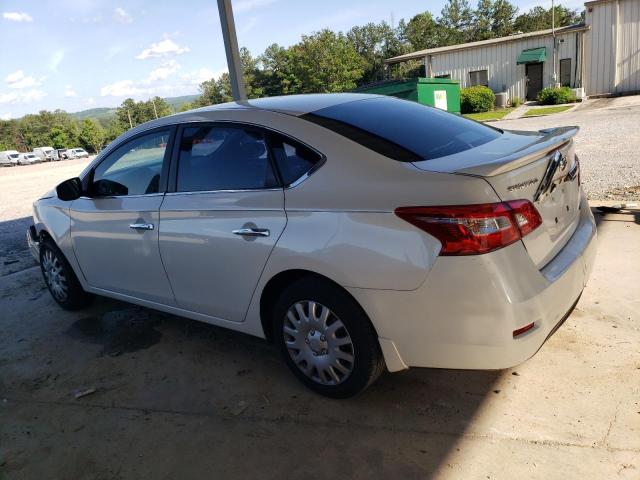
[[49, 50, 65, 72], [0, 89, 46, 104], [144, 60, 181, 84], [0, 113, 11, 120], [113, 7, 132, 24], [5, 70, 44, 89], [3, 12, 33, 22], [233, 0, 278, 13], [136, 38, 190, 60], [100, 80, 143, 97], [64, 85, 77, 97], [87, 97, 96, 105], [180, 67, 226, 86]]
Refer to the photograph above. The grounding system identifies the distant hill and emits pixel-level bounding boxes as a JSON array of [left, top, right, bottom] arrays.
[[164, 94, 199, 110], [70, 107, 116, 121], [70, 94, 200, 122]]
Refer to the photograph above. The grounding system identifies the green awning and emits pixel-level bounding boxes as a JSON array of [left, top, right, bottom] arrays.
[[517, 47, 546, 65]]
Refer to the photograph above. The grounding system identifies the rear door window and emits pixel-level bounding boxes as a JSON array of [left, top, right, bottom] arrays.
[[301, 96, 501, 161], [176, 125, 278, 192], [269, 135, 323, 186]]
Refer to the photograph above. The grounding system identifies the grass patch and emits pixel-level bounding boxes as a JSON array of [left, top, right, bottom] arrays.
[[463, 108, 515, 121], [524, 105, 573, 117]]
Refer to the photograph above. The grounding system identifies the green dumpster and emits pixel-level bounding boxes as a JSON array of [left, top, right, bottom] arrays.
[[353, 77, 461, 114]]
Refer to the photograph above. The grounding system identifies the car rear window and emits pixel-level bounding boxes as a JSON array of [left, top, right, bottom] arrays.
[[301, 97, 501, 161]]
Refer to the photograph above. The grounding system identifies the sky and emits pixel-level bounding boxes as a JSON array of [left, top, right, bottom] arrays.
[[0, 0, 585, 119]]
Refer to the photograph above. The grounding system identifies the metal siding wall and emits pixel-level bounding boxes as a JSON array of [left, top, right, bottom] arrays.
[[585, 1, 617, 95], [430, 32, 577, 102], [617, 0, 640, 93]]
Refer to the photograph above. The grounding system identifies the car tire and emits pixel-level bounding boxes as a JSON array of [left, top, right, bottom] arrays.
[[40, 238, 93, 311], [272, 276, 385, 398]]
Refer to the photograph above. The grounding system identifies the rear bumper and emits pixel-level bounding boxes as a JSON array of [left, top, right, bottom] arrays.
[[349, 192, 597, 371], [27, 226, 40, 261]]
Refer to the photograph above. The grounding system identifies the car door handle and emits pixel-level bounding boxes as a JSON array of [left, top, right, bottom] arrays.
[[129, 223, 154, 231], [232, 228, 270, 237]]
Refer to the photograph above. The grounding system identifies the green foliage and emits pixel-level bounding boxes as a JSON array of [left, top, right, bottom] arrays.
[[115, 96, 172, 130], [460, 85, 496, 113], [79, 119, 106, 153], [439, 0, 474, 44], [511, 96, 522, 107], [514, 5, 582, 33], [288, 30, 365, 94], [347, 22, 406, 84], [536, 86, 576, 105]]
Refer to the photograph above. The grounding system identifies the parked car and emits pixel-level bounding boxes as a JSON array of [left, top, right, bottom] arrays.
[[66, 148, 89, 159], [33, 146, 55, 162], [18, 153, 42, 165], [56, 149, 69, 160], [27, 94, 597, 397], [0, 150, 20, 166]]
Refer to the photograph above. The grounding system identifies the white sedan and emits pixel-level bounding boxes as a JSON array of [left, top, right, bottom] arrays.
[[27, 94, 597, 397], [18, 153, 42, 165]]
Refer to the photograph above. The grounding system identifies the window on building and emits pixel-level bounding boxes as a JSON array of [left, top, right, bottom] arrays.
[[560, 58, 572, 87], [468, 69, 489, 87], [435, 73, 451, 79]]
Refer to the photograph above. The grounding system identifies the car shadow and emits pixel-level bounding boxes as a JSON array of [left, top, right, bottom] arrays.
[[592, 206, 640, 229], [0, 216, 37, 276]]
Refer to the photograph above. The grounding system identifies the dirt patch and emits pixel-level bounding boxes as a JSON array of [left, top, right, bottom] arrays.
[[66, 306, 164, 357]]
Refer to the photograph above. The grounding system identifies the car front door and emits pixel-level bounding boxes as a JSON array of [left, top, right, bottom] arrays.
[[158, 123, 286, 322], [70, 127, 177, 305]]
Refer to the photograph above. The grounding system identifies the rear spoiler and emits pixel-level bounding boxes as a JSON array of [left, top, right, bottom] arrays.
[[456, 126, 579, 177]]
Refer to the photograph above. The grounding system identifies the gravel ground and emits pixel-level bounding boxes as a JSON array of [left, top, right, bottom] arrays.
[[493, 96, 640, 201]]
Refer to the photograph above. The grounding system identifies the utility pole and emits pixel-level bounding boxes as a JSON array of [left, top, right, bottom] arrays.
[[127, 109, 133, 129], [217, 0, 247, 101], [552, 0, 557, 84], [152, 98, 158, 119]]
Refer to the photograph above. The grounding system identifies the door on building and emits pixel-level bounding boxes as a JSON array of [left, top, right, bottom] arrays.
[[526, 62, 544, 101]]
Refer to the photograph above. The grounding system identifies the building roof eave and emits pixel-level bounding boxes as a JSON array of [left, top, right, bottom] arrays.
[[384, 24, 590, 65]]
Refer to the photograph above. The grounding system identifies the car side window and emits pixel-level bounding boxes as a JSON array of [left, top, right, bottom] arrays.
[[92, 129, 170, 196], [177, 125, 278, 192], [270, 135, 322, 186]]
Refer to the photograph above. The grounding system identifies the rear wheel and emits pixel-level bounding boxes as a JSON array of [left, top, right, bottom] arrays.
[[273, 277, 385, 398], [40, 239, 93, 310]]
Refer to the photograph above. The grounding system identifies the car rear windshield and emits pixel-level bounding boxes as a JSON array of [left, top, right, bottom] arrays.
[[301, 97, 501, 161]]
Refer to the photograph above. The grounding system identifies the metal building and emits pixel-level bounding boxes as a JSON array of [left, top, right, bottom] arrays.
[[385, 0, 640, 101]]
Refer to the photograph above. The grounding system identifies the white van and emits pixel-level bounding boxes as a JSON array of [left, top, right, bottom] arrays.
[[33, 146, 55, 162], [0, 150, 20, 166]]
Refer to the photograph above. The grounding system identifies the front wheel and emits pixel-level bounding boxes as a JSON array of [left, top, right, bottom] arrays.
[[273, 277, 385, 398], [40, 239, 93, 310]]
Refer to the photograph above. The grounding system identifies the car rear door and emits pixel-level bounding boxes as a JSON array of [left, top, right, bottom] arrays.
[[158, 123, 286, 323], [70, 127, 177, 305]]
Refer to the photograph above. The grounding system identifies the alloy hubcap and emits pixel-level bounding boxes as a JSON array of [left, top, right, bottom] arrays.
[[42, 249, 68, 302], [283, 300, 355, 385]]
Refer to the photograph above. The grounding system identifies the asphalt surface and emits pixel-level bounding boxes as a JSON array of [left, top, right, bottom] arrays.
[[494, 96, 640, 201]]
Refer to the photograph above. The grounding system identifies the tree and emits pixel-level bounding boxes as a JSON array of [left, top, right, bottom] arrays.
[[115, 97, 172, 130], [473, 0, 495, 40], [400, 12, 449, 51], [514, 5, 582, 33], [439, 0, 474, 44], [79, 119, 105, 153], [257, 43, 300, 96], [347, 21, 406, 84], [491, 0, 518, 37], [288, 29, 365, 93]]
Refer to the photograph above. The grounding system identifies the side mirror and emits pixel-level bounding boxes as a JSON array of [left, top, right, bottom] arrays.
[[56, 177, 83, 201]]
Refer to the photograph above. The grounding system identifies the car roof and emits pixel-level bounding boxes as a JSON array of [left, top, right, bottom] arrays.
[[116, 93, 384, 146]]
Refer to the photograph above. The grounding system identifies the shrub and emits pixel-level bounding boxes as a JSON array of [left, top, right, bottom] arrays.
[[536, 86, 576, 105], [460, 86, 496, 113], [511, 97, 522, 107]]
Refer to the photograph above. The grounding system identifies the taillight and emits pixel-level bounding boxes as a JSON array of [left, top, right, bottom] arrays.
[[395, 200, 542, 256]]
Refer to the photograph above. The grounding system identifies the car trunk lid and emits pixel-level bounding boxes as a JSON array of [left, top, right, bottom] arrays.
[[412, 127, 581, 268]]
